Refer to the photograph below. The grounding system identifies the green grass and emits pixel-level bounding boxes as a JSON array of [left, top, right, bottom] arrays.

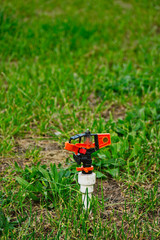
[[0, 0, 160, 239]]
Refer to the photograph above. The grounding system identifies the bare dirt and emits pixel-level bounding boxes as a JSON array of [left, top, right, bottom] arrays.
[[14, 137, 71, 167], [101, 104, 126, 121], [0, 137, 71, 173], [94, 178, 126, 221], [88, 93, 126, 121]]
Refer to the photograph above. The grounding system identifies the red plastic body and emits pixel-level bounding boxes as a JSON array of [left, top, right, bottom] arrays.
[[65, 133, 111, 154]]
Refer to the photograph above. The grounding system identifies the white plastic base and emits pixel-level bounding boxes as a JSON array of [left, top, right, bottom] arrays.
[[78, 172, 96, 210]]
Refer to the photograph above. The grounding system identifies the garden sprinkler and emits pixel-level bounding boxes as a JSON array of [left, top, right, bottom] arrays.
[[65, 129, 111, 211]]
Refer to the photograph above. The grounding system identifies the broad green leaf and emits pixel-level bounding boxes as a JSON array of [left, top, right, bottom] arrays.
[[16, 177, 30, 189], [50, 163, 58, 182], [39, 167, 51, 182], [104, 168, 119, 177], [95, 171, 106, 179]]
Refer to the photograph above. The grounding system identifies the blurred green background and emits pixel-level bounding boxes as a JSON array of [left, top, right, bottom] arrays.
[[0, 0, 159, 148], [0, 0, 160, 239]]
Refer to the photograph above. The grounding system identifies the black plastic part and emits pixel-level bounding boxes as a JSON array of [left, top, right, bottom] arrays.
[[69, 130, 92, 143], [73, 153, 81, 165], [74, 148, 95, 174], [69, 133, 86, 143], [94, 134, 99, 150], [70, 130, 98, 174]]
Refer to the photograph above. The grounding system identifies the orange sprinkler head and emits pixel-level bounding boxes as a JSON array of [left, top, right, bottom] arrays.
[[64, 130, 111, 174]]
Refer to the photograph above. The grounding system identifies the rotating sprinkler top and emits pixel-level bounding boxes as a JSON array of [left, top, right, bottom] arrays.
[[64, 129, 111, 174]]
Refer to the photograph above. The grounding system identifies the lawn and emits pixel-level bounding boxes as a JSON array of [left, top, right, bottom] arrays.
[[0, 0, 160, 239]]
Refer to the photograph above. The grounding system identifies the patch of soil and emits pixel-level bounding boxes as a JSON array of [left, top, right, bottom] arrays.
[[88, 93, 101, 110], [36, 9, 63, 17], [12, 138, 71, 168], [95, 178, 125, 208], [87, 93, 126, 120], [115, 0, 132, 10], [14, 138, 61, 152], [102, 104, 126, 120], [94, 178, 128, 228]]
